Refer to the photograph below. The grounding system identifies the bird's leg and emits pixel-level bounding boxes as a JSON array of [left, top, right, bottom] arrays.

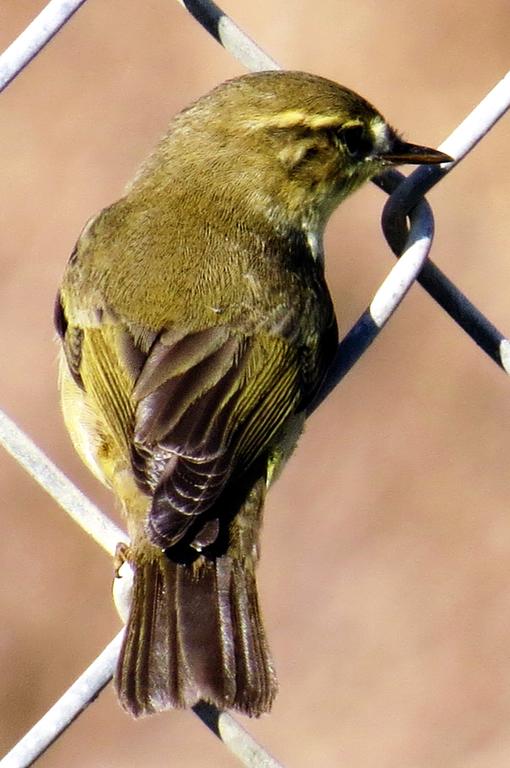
[[114, 541, 133, 578]]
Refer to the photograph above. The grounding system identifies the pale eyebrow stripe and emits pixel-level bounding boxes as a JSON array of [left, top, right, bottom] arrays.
[[243, 110, 351, 131]]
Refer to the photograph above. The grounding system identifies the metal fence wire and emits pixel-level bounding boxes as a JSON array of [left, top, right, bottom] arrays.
[[0, 1, 509, 767]]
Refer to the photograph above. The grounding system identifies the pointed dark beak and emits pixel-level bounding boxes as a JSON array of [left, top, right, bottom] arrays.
[[380, 138, 452, 166]]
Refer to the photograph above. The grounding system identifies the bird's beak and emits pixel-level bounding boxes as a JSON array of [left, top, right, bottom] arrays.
[[380, 138, 452, 166]]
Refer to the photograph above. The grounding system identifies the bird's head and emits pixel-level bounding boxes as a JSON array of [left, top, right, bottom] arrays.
[[135, 71, 451, 240]]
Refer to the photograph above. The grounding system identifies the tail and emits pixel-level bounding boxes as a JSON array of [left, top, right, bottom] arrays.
[[115, 551, 277, 717]]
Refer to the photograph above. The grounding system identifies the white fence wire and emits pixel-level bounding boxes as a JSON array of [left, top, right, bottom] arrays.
[[0, 1, 509, 767]]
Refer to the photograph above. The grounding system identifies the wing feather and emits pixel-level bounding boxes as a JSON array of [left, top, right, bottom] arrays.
[[58, 297, 336, 552]]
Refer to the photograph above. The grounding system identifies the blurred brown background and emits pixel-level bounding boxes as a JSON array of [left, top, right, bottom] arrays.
[[1, 1, 510, 766]]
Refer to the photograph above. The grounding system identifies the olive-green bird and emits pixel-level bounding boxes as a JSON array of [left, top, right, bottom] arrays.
[[55, 71, 449, 717]]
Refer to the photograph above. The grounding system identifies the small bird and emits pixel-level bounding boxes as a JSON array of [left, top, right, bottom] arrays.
[[55, 71, 450, 717]]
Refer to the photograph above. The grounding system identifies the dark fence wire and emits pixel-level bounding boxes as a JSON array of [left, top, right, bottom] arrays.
[[0, 1, 509, 766]]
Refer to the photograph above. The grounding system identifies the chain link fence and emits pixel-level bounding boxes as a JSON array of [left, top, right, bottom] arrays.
[[1, 1, 509, 766]]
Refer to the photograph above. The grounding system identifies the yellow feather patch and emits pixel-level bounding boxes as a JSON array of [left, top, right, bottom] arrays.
[[244, 110, 345, 131]]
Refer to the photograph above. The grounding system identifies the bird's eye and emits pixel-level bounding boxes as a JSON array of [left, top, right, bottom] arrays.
[[338, 125, 373, 160]]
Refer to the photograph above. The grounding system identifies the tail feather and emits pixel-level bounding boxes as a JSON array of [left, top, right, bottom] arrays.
[[115, 551, 277, 717], [231, 561, 276, 715], [176, 558, 236, 707], [116, 559, 190, 715]]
